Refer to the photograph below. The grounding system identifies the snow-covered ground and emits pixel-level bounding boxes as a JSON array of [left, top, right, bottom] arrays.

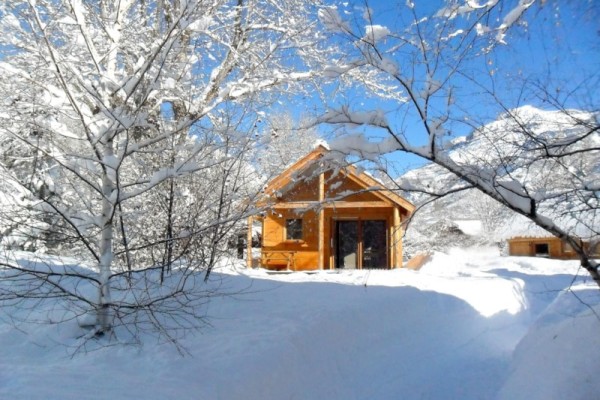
[[1, 247, 599, 399]]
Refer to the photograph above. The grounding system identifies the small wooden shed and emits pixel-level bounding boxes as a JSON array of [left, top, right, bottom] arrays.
[[247, 145, 415, 271], [508, 236, 576, 259], [502, 215, 599, 259], [508, 236, 599, 259]]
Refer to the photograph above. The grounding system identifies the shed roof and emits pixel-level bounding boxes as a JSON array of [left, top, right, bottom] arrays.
[[496, 212, 599, 242], [495, 216, 555, 241]]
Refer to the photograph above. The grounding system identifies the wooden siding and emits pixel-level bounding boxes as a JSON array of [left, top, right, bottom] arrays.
[[323, 171, 385, 203], [262, 204, 398, 270], [279, 172, 384, 204], [262, 209, 320, 270], [508, 237, 578, 259], [280, 176, 320, 202]]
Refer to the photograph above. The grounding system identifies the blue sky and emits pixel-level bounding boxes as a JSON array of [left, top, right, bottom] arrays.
[[2, 1, 597, 177], [305, 0, 600, 175]]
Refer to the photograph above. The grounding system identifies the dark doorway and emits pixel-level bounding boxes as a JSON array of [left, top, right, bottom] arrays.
[[335, 220, 387, 269], [534, 243, 549, 257]]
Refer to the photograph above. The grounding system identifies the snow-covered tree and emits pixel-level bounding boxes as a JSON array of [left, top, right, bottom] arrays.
[[317, 1, 600, 285], [253, 112, 320, 180], [0, 0, 331, 338]]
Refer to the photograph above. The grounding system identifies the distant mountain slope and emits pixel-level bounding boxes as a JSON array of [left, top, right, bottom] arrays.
[[399, 106, 599, 255]]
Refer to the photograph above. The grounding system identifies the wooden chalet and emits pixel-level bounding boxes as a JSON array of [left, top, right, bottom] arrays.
[[247, 145, 415, 271]]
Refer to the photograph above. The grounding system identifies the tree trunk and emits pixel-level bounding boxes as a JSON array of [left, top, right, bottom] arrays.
[[161, 177, 175, 283], [97, 141, 116, 334]]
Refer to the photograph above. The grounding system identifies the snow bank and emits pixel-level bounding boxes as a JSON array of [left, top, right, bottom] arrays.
[[497, 285, 600, 400], [0, 248, 597, 400]]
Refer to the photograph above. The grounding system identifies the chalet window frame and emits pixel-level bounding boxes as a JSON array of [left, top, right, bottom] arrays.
[[285, 218, 303, 241], [332, 217, 389, 269]]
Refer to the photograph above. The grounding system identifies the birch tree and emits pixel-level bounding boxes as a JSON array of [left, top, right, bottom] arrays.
[[0, 0, 329, 339], [317, 1, 600, 284]]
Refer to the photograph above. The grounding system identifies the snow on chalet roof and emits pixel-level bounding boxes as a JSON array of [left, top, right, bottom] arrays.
[[495, 212, 599, 242], [495, 215, 554, 241], [313, 139, 330, 150]]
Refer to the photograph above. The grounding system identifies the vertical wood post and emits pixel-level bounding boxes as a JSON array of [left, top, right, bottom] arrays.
[[318, 171, 325, 270], [247, 216, 253, 268], [392, 207, 402, 268]]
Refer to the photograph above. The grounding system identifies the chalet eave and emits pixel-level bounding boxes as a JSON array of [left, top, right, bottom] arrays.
[[270, 201, 395, 209]]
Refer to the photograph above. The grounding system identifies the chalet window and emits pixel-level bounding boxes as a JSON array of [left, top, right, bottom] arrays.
[[285, 219, 303, 240], [534, 243, 549, 257]]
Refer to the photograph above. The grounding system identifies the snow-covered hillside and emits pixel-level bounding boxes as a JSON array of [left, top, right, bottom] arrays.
[[399, 106, 600, 251], [1, 248, 598, 400]]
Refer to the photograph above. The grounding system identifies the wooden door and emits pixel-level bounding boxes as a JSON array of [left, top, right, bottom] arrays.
[[334, 220, 388, 269], [362, 220, 387, 269]]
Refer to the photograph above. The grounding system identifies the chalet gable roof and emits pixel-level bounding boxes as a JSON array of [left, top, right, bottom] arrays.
[[261, 145, 415, 213]]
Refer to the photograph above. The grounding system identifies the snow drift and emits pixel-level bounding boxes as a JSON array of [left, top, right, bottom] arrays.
[[0, 248, 598, 400]]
